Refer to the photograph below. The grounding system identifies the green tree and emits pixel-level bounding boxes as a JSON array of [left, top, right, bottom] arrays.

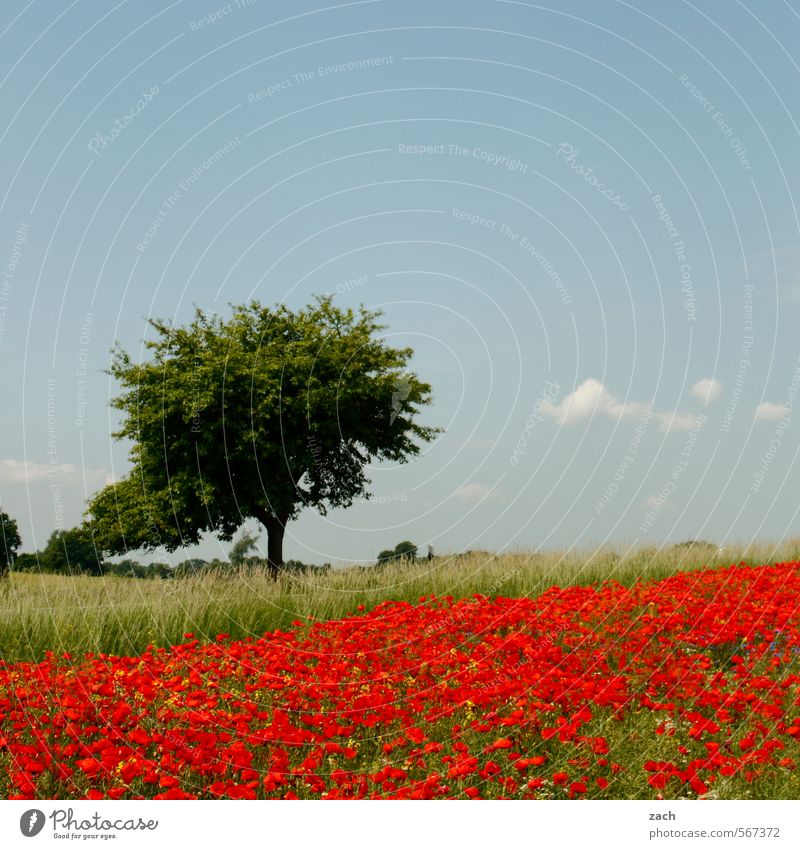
[[148, 562, 173, 579], [229, 529, 259, 567], [393, 540, 417, 561], [11, 552, 39, 572], [39, 527, 104, 576], [0, 509, 22, 577], [173, 558, 208, 578], [87, 297, 438, 576], [106, 558, 143, 578], [377, 541, 418, 565]]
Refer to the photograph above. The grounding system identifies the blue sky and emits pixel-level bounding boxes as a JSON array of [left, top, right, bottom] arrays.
[[2, 0, 800, 565]]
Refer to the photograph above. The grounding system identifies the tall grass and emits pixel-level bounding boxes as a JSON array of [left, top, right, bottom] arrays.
[[2, 538, 800, 664]]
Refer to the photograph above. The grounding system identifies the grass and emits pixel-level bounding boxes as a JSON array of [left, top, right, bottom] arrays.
[[3, 538, 800, 664]]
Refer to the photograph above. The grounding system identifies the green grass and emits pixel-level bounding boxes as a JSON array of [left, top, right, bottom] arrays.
[[3, 538, 800, 664]]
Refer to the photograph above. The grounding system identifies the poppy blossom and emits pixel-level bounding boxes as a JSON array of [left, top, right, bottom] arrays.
[[1, 561, 799, 799]]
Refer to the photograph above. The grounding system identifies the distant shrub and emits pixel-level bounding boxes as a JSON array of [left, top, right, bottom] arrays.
[[10, 552, 39, 572], [377, 541, 418, 564]]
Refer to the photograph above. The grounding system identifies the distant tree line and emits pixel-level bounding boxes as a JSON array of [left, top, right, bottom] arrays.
[[377, 540, 419, 564], [2, 517, 328, 579]]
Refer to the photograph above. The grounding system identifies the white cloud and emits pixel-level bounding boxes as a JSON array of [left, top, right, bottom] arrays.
[[643, 494, 674, 511], [540, 377, 711, 435], [0, 459, 107, 485], [453, 483, 501, 503], [755, 402, 788, 421], [540, 378, 651, 424], [656, 412, 699, 433], [691, 378, 722, 405], [0, 459, 75, 484]]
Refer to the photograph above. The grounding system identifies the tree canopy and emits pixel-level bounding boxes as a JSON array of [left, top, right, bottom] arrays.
[[39, 527, 104, 576], [87, 296, 438, 575], [377, 540, 418, 564], [0, 509, 21, 577], [229, 530, 259, 567]]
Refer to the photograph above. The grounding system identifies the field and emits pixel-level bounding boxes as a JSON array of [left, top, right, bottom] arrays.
[[1, 543, 800, 799]]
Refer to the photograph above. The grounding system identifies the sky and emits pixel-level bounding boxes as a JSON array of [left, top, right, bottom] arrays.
[[1, 0, 800, 566]]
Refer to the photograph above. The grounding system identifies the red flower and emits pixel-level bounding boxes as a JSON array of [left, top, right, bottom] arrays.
[[569, 781, 587, 798]]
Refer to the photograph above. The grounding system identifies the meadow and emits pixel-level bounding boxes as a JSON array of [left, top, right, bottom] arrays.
[[3, 539, 800, 663], [2, 541, 799, 800]]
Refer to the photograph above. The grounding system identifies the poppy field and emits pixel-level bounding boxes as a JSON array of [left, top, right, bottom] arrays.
[[1, 560, 799, 800]]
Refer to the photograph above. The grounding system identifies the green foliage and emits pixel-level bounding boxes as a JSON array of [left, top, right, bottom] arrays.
[[283, 559, 331, 574], [105, 559, 172, 579], [5, 540, 793, 665], [670, 540, 716, 552], [229, 530, 259, 566], [393, 540, 417, 561], [86, 296, 439, 572], [10, 552, 39, 572], [39, 527, 104, 576], [377, 540, 418, 564], [173, 558, 209, 578], [0, 509, 21, 576]]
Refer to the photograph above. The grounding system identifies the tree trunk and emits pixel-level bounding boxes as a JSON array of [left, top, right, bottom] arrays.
[[264, 515, 287, 578]]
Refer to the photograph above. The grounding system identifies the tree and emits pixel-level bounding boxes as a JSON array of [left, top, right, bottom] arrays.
[[39, 527, 104, 576], [87, 297, 438, 576], [377, 541, 418, 565], [393, 540, 417, 561], [0, 509, 21, 577], [173, 558, 208, 578], [105, 558, 172, 579], [229, 529, 259, 567], [148, 562, 173, 580], [11, 552, 38, 572], [106, 558, 144, 578]]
